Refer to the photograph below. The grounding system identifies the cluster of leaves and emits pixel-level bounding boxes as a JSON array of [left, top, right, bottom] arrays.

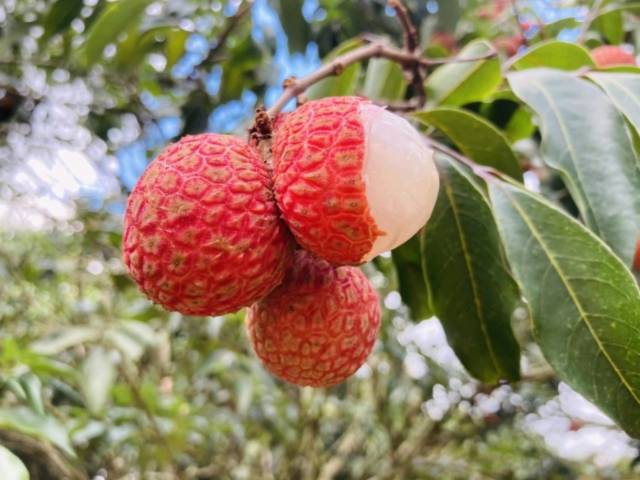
[[1, 0, 640, 478]]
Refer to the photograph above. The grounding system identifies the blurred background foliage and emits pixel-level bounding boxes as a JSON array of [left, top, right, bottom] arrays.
[[1, 0, 640, 478]]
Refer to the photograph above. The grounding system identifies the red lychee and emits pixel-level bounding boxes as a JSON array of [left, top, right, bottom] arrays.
[[246, 250, 381, 388], [591, 45, 637, 67], [272, 96, 439, 265], [633, 238, 640, 272], [122, 134, 292, 316]]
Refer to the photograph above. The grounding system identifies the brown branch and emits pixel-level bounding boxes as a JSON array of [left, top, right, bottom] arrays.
[[389, 0, 426, 107], [577, 0, 605, 44], [266, 42, 498, 119], [389, 0, 419, 52], [204, 0, 253, 63]]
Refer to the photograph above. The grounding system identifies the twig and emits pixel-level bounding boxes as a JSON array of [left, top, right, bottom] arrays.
[[388, 0, 426, 106], [265, 42, 498, 119], [510, 0, 529, 46], [424, 137, 504, 181], [577, 0, 604, 44], [204, 0, 253, 63], [389, 0, 419, 52]]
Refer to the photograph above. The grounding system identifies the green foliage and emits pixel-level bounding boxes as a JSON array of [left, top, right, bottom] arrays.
[[490, 182, 640, 438], [414, 107, 522, 179], [421, 156, 521, 384], [2, 0, 640, 477], [508, 69, 640, 264]]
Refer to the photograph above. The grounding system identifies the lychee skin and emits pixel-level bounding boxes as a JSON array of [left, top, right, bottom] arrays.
[[122, 134, 292, 316], [272, 96, 439, 265], [592, 45, 637, 67], [246, 250, 381, 388]]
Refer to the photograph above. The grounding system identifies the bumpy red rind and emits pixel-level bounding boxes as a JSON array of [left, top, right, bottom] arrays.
[[122, 134, 292, 316], [247, 250, 381, 388], [592, 45, 637, 67], [272, 96, 384, 265]]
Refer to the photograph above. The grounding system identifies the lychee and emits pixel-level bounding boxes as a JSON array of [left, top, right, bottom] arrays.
[[246, 250, 381, 387], [634, 238, 640, 272], [122, 134, 292, 316], [272, 96, 439, 265], [591, 45, 637, 67]]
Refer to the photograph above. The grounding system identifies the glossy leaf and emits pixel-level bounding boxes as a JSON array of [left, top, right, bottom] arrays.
[[278, 0, 310, 52], [362, 58, 406, 102], [509, 69, 640, 265], [80, 347, 116, 414], [30, 326, 99, 356], [588, 73, 640, 136], [421, 155, 521, 383], [425, 40, 501, 106], [509, 41, 594, 71], [19, 373, 45, 416], [0, 445, 29, 480], [489, 182, 640, 438], [0, 407, 75, 457], [414, 107, 522, 180], [78, 0, 154, 67], [391, 235, 432, 321]]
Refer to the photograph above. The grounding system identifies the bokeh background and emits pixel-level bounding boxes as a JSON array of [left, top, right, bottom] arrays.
[[1, 0, 639, 478]]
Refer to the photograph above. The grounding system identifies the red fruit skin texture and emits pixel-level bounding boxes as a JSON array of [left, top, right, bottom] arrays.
[[592, 46, 637, 67], [247, 250, 381, 388], [272, 96, 384, 266], [122, 134, 292, 316]]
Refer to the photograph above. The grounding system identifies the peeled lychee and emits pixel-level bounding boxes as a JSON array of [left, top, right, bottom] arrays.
[[272, 96, 439, 265], [592, 45, 637, 67], [246, 250, 381, 387], [122, 134, 292, 316]]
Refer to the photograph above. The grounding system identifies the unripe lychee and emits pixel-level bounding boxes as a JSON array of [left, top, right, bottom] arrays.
[[272, 96, 439, 265], [246, 250, 381, 387], [592, 45, 637, 67], [122, 134, 292, 316]]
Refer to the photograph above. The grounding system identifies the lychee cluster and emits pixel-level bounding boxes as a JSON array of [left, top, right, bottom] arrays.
[[122, 96, 439, 387]]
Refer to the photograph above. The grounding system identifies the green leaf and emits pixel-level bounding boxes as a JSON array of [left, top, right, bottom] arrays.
[[165, 28, 189, 69], [0, 445, 29, 480], [489, 182, 640, 438], [593, 9, 624, 44], [278, 0, 310, 52], [530, 18, 581, 42], [41, 0, 84, 41], [588, 72, 640, 136], [18, 373, 45, 416], [391, 235, 432, 321], [307, 39, 363, 100], [421, 155, 521, 384], [30, 326, 99, 356], [509, 41, 594, 71], [425, 39, 502, 106], [80, 348, 116, 414], [77, 0, 154, 67], [414, 107, 522, 180], [0, 407, 75, 457], [508, 69, 640, 265], [362, 58, 406, 102]]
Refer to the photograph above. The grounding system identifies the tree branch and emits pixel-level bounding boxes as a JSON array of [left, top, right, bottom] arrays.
[[265, 42, 498, 119], [388, 0, 426, 106], [577, 0, 604, 44], [204, 0, 253, 64]]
